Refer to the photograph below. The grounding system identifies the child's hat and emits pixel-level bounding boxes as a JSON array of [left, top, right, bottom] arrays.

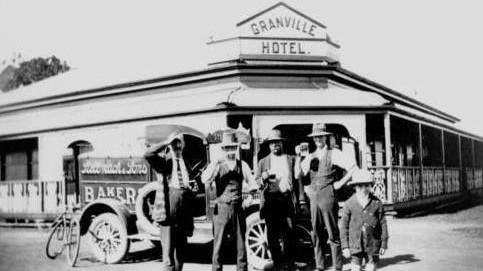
[[349, 169, 374, 186]]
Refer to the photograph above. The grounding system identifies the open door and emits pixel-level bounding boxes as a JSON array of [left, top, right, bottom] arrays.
[[64, 141, 93, 208]]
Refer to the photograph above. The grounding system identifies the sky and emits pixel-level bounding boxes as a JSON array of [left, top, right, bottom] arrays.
[[0, 0, 482, 135]]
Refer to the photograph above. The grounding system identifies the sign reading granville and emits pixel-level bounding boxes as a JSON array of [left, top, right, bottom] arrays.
[[249, 16, 318, 37], [208, 2, 339, 64]]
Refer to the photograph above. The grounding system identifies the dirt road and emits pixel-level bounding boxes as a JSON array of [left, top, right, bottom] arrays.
[[1, 205, 483, 271]]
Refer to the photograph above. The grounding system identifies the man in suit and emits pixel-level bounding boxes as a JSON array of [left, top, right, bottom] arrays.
[[296, 123, 357, 271], [202, 131, 256, 271], [256, 129, 304, 270], [144, 134, 195, 271]]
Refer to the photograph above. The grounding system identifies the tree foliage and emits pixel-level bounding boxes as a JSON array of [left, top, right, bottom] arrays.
[[0, 56, 70, 92]]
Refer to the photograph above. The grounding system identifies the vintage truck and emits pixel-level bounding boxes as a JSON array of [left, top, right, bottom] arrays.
[[75, 124, 359, 270]]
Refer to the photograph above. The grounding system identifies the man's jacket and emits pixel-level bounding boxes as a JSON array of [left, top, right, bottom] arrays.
[[144, 149, 195, 225], [340, 194, 388, 255], [256, 154, 302, 219]]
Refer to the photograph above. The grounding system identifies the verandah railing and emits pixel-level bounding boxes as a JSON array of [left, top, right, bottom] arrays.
[[0, 180, 65, 216], [368, 166, 483, 204]]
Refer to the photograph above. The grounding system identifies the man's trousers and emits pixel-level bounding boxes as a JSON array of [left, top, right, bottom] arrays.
[[263, 191, 296, 267], [309, 186, 342, 270], [212, 202, 247, 271], [159, 188, 193, 271]]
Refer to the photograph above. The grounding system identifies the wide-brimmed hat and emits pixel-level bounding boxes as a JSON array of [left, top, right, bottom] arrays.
[[348, 169, 374, 186], [220, 131, 239, 148], [308, 123, 332, 137], [265, 129, 287, 143]]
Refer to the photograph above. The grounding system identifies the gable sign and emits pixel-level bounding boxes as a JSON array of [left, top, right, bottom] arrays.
[[237, 3, 326, 39], [208, 2, 339, 63]]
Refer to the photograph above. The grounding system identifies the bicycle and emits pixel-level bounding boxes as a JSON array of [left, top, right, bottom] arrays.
[[45, 208, 81, 267]]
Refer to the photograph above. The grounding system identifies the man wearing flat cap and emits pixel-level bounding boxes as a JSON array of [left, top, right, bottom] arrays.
[[144, 134, 196, 271], [296, 123, 357, 271], [202, 131, 256, 271], [256, 129, 302, 270]]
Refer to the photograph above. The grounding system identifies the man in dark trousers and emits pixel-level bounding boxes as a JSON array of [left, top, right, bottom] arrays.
[[144, 134, 195, 271], [256, 129, 304, 270], [297, 123, 357, 271], [202, 131, 255, 271]]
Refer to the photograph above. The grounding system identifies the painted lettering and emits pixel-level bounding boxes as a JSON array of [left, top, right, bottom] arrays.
[[268, 19, 276, 30], [251, 23, 260, 35], [308, 25, 316, 37], [302, 21, 308, 33], [116, 187, 126, 203], [98, 187, 106, 198], [260, 41, 307, 55], [262, 42, 270, 54], [85, 186, 94, 202], [284, 17, 291, 27], [248, 16, 317, 38], [276, 17, 283, 28], [298, 42, 306, 54], [107, 187, 115, 197], [81, 158, 148, 175], [272, 42, 280, 54], [280, 42, 287, 54], [126, 187, 136, 205], [259, 21, 268, 32], [290, 42, 296, 54]]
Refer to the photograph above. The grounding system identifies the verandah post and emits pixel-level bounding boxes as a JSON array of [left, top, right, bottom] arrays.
[[441, 130, 446, 194], [418, 123, 424, 199], [458, 135, 463, 191], [384, 113, 393, 203]]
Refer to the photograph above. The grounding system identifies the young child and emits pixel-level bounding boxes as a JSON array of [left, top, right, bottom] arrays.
[[340, 169, 388, 271]]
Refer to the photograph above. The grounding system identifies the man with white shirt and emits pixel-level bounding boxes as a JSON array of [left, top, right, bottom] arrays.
[[202, 131, 256, 271], [297, 123, 357, 271], [144, 134, 195, 271], [256, 129, 301, 270]]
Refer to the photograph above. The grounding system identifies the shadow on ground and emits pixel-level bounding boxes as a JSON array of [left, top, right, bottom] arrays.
[[395, 198, 480, 218], [379, 254, 419, 268]]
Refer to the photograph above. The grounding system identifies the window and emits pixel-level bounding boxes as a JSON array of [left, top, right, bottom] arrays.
[[0, 138, 38, 181]]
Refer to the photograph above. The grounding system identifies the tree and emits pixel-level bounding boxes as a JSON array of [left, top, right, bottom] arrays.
[[0, 56, 70, 92]]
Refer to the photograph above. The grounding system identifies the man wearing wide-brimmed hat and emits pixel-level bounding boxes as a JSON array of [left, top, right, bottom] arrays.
[[202, 131, 256, 271], [297, 123, 357, 271], [340, 169, 388, 271], [256, 129, 301, 270]]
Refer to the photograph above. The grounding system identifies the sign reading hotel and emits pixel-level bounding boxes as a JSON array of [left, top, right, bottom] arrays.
[[208, 2, 340, 64]]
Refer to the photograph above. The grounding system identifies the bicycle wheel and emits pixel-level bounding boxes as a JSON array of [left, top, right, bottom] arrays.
[[46, 221, 65, 259], [66, 218, 81, 267]]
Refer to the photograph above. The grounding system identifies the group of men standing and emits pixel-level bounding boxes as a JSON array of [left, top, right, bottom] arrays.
[[144, 122, 385, 271]]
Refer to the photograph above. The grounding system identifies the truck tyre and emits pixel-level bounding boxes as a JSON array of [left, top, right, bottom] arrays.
[[135, 182, 161, 236], [88, 213, 130, 264], [245, 212, 274, 270]]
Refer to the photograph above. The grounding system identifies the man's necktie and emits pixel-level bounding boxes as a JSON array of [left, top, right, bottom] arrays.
[[176, 159, 184, 188]]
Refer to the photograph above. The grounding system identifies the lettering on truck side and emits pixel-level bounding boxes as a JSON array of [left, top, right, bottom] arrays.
[[84, 185, 138, 205]]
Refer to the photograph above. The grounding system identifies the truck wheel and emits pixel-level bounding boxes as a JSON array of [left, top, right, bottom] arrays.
[[135, 182, 161, 236], [245, 212, 274, 270], [88, 213, 130, 264]]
